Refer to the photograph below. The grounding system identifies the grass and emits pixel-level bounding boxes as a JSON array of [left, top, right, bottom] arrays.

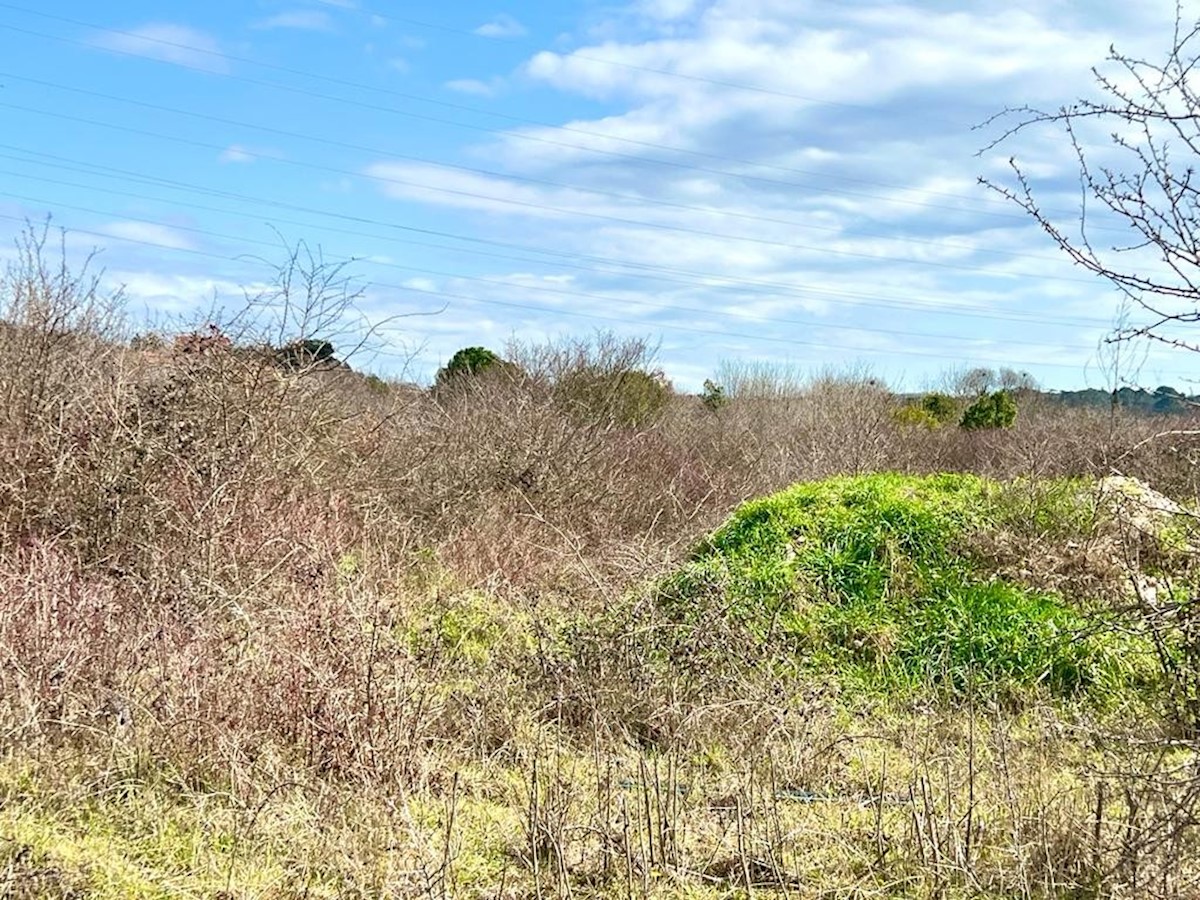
[[0, 719, 1129, 899], [661, 473, 1154, 701]]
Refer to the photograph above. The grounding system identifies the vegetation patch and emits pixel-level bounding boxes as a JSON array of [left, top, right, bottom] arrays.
[[660, 473, 1151, 700]]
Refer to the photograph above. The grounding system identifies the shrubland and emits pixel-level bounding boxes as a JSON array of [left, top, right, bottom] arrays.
[[2, 226, 1200, 898]]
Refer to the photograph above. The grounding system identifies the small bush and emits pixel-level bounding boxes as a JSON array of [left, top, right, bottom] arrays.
[[961, 389, 1018, 430], [275, 337, 336, 370], [894, 404, 940, 428], [363, 373, 389, 395], [173, 323, 232, 355], [557, 367, 672, 428]]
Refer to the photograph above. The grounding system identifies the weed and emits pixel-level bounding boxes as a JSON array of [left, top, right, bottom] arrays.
[[662, 473, 1148, 701]]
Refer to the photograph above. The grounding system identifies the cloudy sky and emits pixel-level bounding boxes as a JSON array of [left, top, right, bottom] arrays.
[[0, 0, 1193, 389]]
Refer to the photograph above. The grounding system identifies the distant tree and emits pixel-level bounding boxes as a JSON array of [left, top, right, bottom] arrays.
[[998, 367, 1038, 394], [955, 367, 997, 397], [435, 346, 505, 386], [701, 378, 729, 412], [275, 337, 336, 370], [129, 332, 165, 352], [363, 373, 390, 395], [1153, 385, 1188, 414], [919, 392, 958, 424], [559, 367, 672, 427], [893, 404, 941, 429], [960, 390, 1018, 430]]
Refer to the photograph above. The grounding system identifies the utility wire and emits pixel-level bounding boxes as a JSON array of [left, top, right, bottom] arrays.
[[0, 144, 1118, 330], [0, 82, 1113, 284], [0, 200, 1122, 374], [0, 70, 1063, 268], [0, 3, 971, 123], [0, 18, 1125, 232]]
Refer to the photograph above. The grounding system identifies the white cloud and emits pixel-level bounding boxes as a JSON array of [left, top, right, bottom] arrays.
[[444, 77, 505, 97], [110, 271, 251, 312], [218, 145, 255, 164], [92, 23, 228, 73], [635, 0, 701, 20], [474, 14, 528, 38], [217, 145, 282, 164], [73, 1, 1197, 388], [101, 222, 197, 251], [253, 10, 335, 31], [355, 0, 1198, 387]]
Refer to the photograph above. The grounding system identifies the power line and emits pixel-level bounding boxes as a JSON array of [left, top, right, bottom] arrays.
[[0, 2, 956, 119], [0, 8, 1142, 367], [0, 18, 1121, 232], [0, 143, 1119, 330], [0, 70, 1063, 269], [0, 81, 1111, 285], [0, 71, 1054, 264], [0, 182, 1096, 348], [0, 198, 1122, 374]]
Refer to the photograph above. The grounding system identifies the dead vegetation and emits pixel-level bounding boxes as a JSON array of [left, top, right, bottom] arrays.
[[1, 225, 1200, 897]]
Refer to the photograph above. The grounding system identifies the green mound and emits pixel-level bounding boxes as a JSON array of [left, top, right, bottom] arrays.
[[661, 473, 1148, 700]]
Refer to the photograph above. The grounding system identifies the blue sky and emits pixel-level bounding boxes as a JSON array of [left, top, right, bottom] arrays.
[[0, 0, 1192, 390]]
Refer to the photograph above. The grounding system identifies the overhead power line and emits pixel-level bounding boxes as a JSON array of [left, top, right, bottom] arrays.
[[0, 3, 968, 121], [0, 144, 1118, 330], [0, 80, 1113, 285], [0, 13, 1131, 233], [0, 197, 1123, 374]]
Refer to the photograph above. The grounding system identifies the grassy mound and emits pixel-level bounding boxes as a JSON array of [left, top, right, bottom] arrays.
[[661, 473, 1150, 700]]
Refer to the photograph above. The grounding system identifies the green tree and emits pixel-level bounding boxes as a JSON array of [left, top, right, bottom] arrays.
[[1152, 385, 1187, 414], [960, 390, 1018, 430], [701, 379, 728, 412], [435, 346, 505, 386], [275, 338, 335, 370], [919, 392, 958, 424], [559, 368, 672, 427]]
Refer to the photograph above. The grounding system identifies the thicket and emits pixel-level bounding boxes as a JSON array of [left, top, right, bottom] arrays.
[[3, 226, 1200, 897]]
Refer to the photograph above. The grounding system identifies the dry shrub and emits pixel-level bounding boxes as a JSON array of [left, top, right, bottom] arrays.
[[5, 225, 1200, 896], [0, 539, 462, 786], [371, 335, 715, 588], [0, 225, 127, 551]]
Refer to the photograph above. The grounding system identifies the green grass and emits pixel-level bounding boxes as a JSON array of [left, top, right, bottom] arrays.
[[660, 473, 1152, 701]]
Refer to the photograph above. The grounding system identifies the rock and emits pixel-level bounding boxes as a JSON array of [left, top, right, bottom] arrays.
[[1097, 475, 1193, 539]]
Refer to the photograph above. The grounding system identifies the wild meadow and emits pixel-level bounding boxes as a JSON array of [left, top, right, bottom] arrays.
[[2, 227, 1199, 898]]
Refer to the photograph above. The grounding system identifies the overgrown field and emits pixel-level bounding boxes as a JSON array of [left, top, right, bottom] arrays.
[[2, 230, 1200, 898]]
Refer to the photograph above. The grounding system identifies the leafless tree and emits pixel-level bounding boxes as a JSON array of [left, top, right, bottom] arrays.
[[981, 15, 1200, 885], [980, 4, 1200, 354]]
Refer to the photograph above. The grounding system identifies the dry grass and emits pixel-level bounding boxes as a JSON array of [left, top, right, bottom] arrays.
[[1, 225, 1199, 897]]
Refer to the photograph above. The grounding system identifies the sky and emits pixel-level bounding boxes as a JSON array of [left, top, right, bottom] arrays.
[[0, 0, 1194, 390]]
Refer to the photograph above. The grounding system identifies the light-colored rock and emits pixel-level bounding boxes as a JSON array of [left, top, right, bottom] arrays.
[[1097, 475, 1193, 537]]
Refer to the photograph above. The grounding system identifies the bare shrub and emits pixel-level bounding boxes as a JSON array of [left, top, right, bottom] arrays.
[[6, 225, 1200, 895]]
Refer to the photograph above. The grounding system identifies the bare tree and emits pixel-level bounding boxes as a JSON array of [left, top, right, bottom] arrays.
[[979, 5, 1200, 354]]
